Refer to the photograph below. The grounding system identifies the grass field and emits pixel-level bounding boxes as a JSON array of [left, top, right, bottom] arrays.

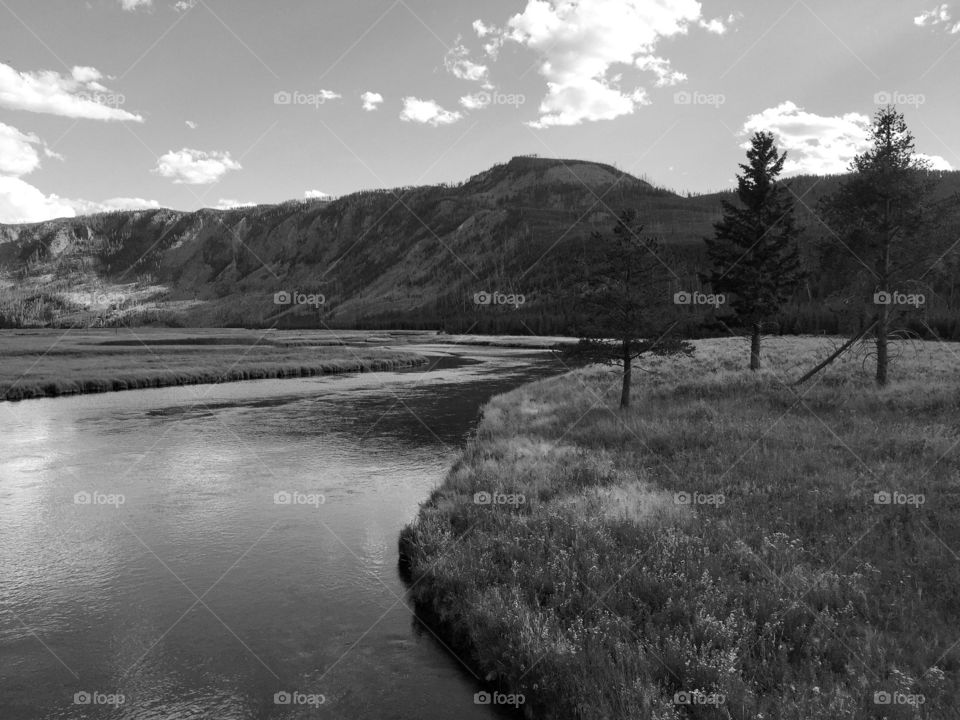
[[400, 335, 960, 719], [0, 328, 428, 401]]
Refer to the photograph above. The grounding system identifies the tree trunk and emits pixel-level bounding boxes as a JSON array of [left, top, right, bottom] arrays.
[[877, 208, 891, 387], [620, 338, 632, 409], [876, 302, 888, 386], [749, 322, 762, 371]]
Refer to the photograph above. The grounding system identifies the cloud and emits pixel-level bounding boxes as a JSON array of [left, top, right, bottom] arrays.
[[304, 189, 331, 199], [741, 102, 873, 175], [0, 62, 142, 121], [185, 120, 198, 129], [460, 92, 489, 110], [66, 197, 162, 215], [0, 122, 46, 176], [444, 40, 491, 87], [914, 3, 960, 32], [173, 0, 197, 11], [399, 97, 463, 126], [0, 177, 75, 223], [916, 153, 954, 170], [214, 198, 255, 210], [477, 0, 727, 128], [360, 91, 383, 111], [120, 0, 152, 9], [154, 148, 242, 184]]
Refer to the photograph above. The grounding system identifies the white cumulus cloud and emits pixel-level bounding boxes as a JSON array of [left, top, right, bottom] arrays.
[[154, 148, 242, 184], [477, 0, 728, 128], [120, 0, 153, 10], [360, 91, 383, 111], [0, 122, 46, 177], [444, 41, 492, 87], [0, 177, 75, 224], [214, 198, 255, 210], [0, 62, 142, 122], [915, 3, 960, 32], [185, 120, 198, 129], [304, 189, 331, 199], [399, 97, 463, 126]]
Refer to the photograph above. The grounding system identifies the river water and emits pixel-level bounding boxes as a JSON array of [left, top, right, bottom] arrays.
[[0, 346, 561, 719]]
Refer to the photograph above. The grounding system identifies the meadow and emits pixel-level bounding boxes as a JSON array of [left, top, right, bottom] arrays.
[[0, 328, 427, 401], [400, 335, 960, 719]]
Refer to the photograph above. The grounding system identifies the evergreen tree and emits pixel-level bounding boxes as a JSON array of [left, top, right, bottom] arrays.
[[821, 106, 935, 386], [566, 210, 692, 409], [704, 131, 804, 370]]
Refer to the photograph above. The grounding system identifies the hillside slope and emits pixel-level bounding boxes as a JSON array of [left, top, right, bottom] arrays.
[[2, 157, 958, 334]]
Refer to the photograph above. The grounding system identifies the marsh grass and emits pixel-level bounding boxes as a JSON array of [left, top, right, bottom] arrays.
[[0, 330, 426, 400], [401, 335, 960, 719]]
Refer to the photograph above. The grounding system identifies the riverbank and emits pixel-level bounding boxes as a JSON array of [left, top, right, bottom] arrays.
[[400, 335, 960, 719], [0, 329, 428, 401]]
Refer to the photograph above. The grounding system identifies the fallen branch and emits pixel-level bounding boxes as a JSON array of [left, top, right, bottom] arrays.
[[793, 318, 878, 386]]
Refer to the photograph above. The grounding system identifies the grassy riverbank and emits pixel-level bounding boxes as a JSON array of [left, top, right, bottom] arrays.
[[0, 329, 427, 401], [400, 336, 960, 719]]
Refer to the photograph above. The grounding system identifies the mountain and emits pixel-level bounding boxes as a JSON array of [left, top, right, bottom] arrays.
[[0, 156, 727, 332], [2, 156, 958, 335]]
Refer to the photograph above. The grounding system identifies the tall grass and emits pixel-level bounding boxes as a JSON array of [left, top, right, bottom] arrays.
[[400, 336, 960, 719]]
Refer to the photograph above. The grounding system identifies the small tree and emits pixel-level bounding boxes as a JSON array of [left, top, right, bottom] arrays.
[[704, 131, 804, 370], [821, 106, 935, 386], [566, 210, 692, 409]]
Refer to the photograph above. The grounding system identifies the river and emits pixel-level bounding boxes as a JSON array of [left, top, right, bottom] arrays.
[[0, 345, 562, 719]]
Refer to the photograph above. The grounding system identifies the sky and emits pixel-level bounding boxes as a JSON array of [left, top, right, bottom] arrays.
[[0, 0, 958, 223]]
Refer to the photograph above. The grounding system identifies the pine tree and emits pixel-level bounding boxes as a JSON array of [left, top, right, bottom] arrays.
[[566, 210, 692, 409], [821, 106, 934, 386], [704, 131, 804, 370]]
